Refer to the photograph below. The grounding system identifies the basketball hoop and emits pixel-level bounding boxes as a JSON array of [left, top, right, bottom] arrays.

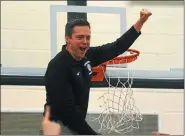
[[91, 49, 140, 82], [91, 49, 143, 135]]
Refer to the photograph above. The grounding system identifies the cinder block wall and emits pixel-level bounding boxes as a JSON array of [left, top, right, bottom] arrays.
[[1, 1, 67, 68], [1, 1, 183, 70], [87, 1, 183, 71]]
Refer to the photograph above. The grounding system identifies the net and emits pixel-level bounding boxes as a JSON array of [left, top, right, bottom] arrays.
[[91, 49, 143, 135]]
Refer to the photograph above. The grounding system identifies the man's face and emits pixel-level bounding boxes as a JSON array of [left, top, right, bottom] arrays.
[[65, 26, 91, 60]]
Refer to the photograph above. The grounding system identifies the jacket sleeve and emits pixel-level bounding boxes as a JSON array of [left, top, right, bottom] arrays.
[[44, 61, 98, 135], [87, 25, 141, 67]]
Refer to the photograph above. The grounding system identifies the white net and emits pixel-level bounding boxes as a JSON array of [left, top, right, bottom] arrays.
[[92, 52, 142, 135]]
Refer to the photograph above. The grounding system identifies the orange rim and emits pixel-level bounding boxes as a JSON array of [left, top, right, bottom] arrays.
[[101, 49, 140, 66], [91, 49, 140, 82]]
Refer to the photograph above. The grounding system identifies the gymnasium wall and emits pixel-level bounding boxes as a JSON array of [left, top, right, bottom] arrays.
[[1, 1, 183, 70], [1, 1, 67, 68], [88, 1, 184, 71], [1, 1, 184, 135]]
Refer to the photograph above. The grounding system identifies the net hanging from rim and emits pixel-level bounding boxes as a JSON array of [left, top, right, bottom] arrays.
[[91, 49, 143, 135]]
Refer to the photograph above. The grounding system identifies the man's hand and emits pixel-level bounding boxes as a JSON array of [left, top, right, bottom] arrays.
[[140, 8, 152, 23], [41, 106, 62, 135], [134, 8, 152, 33]]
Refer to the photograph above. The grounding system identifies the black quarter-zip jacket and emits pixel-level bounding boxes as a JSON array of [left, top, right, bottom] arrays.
[[44, 26, 141, 135]]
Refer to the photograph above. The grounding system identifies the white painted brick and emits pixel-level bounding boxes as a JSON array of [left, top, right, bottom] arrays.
[[126, 4, 184, 34], [2, 50, 50, 67], [2, 50, 31, 67], [170, 51, 184, 69], [1, 86, 46, 109], [1, 30, 14, 49], [127, 2, 183, 15], [127, 53, 160, 70], [1, 1, 67, 30], [28, 51, 51, 68], [1, 1, 183, 74], [88, 13, 120, 33], [1, 1, 67, 68], [156, 54, 183, 69], [90, 33, 120, 47], [127, 52, 183, 70], [1, 1, 67, 11], [8, 30, 50, 50], [130, 34, 183, 54], [87, 1, 130, 7], [1, 10, 50, 30], [127, 14, 183, 35]]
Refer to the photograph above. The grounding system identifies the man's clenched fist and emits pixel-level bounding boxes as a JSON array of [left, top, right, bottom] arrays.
[[140, 8, 152, 23], [133, 8, 152, 32]]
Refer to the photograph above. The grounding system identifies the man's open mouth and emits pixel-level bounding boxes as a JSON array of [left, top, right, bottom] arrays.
[[79, 47, 87, 52]]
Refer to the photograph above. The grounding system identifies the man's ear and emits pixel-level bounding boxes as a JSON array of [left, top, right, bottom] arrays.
[[65, 36, 70, 44]]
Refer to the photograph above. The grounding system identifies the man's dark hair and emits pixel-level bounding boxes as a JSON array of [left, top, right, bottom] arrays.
[[65, 19, 90, 38]]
